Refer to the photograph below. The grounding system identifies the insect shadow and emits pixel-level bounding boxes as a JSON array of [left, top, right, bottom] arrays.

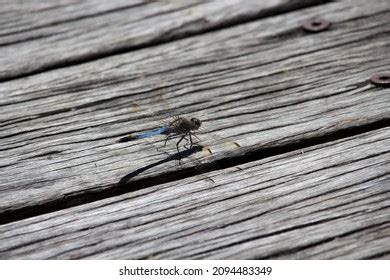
[[118, 144, 204, 186]]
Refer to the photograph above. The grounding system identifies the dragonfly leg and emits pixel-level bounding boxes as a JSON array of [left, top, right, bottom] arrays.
[[176, 133, 187, 153], [163, 133, 174, 148], [193, 133, 201, 142], [189, 132, 194, 148], [183, 135, 193, 150], [183, 133, 200, 149], [188, 132, 201, 148]]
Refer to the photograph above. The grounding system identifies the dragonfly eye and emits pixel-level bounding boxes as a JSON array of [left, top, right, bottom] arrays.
[[191, 118, 202, 129]]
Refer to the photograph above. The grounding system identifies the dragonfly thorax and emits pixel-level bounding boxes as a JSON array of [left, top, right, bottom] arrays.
[[168, 117, 202, 135]]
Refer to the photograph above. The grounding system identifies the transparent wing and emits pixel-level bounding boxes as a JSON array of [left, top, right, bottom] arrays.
[[194, 124, 241, 155]]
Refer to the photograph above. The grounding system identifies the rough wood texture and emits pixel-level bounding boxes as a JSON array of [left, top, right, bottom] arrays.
[[0, 0, 323, 81], [0, 0, 389, 219], [0, 128, 388, 259], [1, 0, 390, 260]]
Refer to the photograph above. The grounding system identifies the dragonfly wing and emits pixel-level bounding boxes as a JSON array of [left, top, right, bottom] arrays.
[[195, 126, 241, 156]]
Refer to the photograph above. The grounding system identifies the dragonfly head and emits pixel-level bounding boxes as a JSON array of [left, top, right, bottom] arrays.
[[190, 118, 202, 130]]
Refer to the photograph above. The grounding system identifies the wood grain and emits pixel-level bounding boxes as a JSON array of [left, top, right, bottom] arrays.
[[0, 0, 389, 219], [0, 0, 324, 81], [0, 128, 388, 259]]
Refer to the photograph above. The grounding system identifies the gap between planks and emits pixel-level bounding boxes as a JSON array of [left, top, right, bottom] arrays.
[[0, 118, 388, 225]]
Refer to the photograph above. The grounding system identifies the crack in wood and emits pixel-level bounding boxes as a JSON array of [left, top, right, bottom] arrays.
[[0, 119, 388, 225]]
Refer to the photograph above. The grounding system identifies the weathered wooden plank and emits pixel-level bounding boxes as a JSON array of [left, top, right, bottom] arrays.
[[0, 128, 388, 259], [0, 0, 325, 81], [276, 223, 390, 259], [0, 0, 389, 218]]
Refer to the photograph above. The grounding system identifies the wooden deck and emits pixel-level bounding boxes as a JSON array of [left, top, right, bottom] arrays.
[[0, 0, 389, 259]]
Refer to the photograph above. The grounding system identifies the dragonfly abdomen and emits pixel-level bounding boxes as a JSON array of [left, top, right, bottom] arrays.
[[117, 126, 169, 143]]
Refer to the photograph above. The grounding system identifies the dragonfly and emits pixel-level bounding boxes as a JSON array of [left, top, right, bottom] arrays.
[[117, 116, 203, 154], [115, 97, 247, 186], [116, 93, 242, 169]]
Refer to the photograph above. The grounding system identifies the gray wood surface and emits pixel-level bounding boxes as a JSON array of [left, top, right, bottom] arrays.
[[1, 0, 389, 219], [0, 128, 388, 259], [0, 0, 389, 259], [0, 0, 320, 81]]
